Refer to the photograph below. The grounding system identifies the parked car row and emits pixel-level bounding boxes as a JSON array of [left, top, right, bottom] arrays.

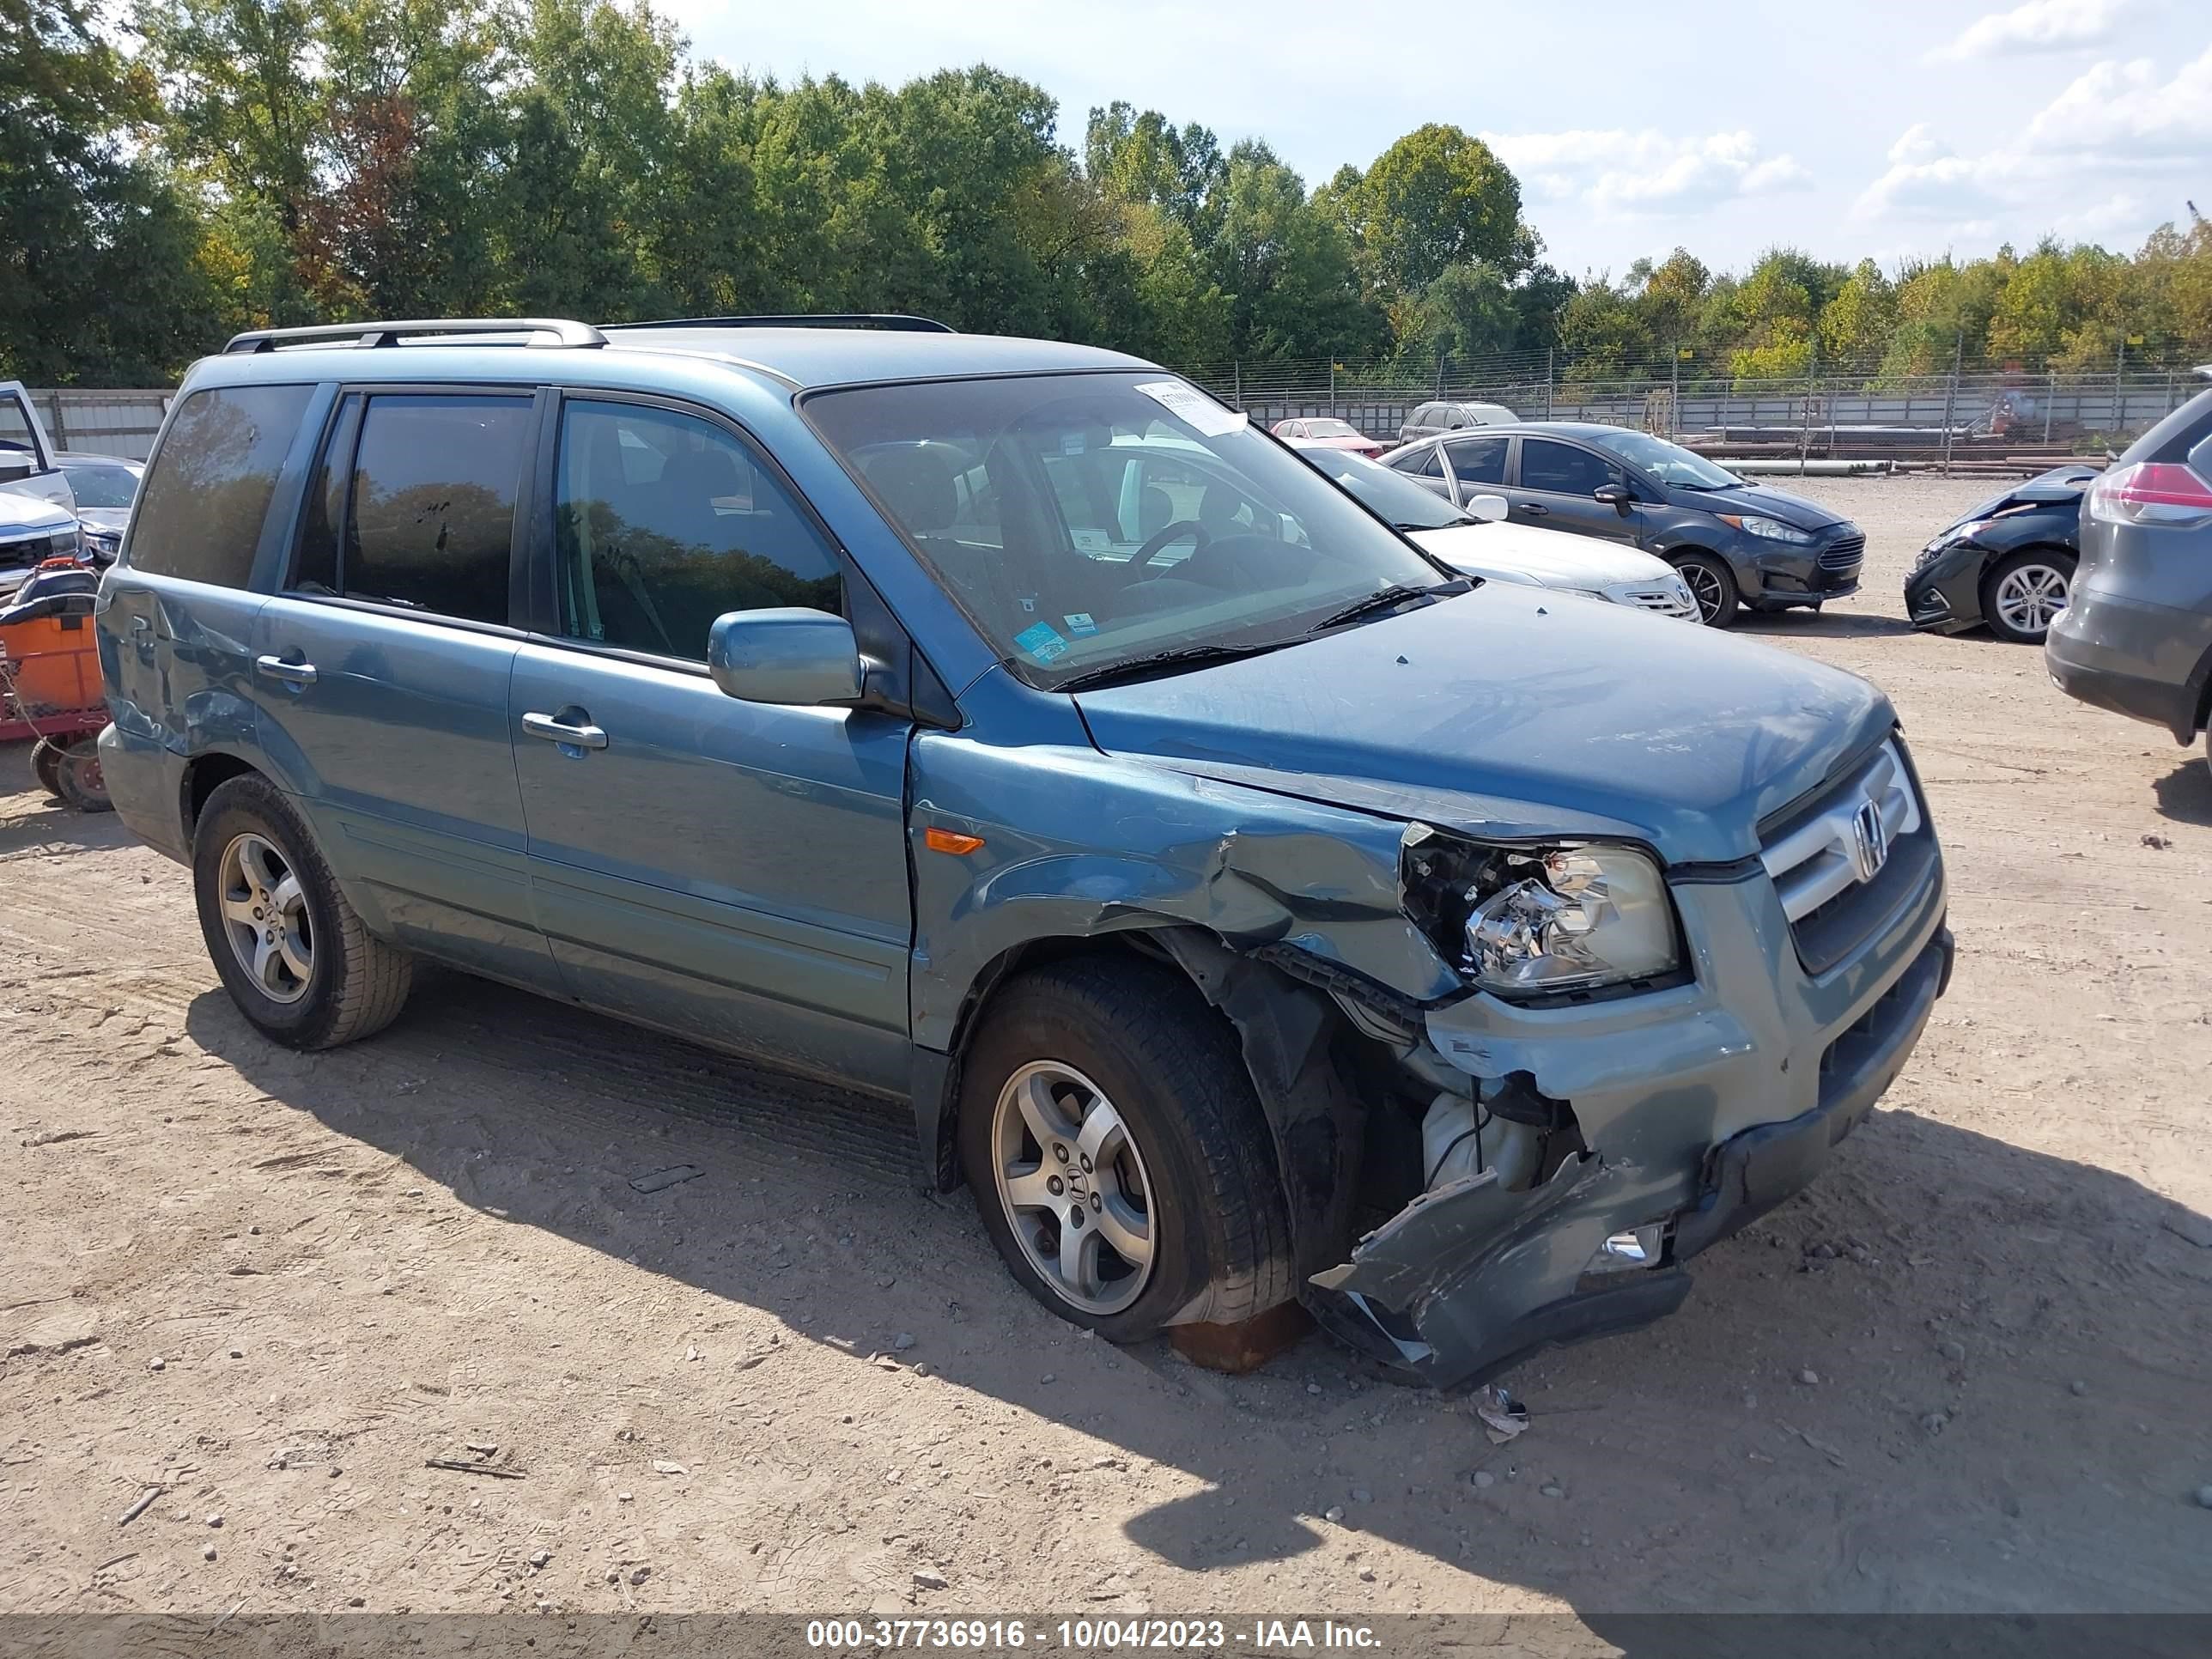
[[1, 378, 143, 592], [89, 313, 1950, 1392]]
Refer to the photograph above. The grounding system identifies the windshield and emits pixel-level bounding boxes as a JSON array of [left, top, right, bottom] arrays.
[[1581, 428, 1740, 489], [62, 462, 138, 508], [1300, 449, 1469, 531], [805, 372, 1446, 688]]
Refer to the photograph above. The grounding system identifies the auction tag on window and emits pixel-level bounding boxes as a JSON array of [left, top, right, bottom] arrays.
[[1134, 380, 1249, 438], [1014, 620, 1070, 663]]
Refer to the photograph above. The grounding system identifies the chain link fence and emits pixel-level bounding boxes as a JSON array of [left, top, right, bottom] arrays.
[[1174, 350, 2209, 472]]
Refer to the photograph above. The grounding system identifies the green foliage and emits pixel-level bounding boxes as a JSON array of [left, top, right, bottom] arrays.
[[8, 0, 2212, 387]]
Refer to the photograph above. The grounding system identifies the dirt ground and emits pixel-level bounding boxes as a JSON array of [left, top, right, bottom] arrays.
[[3, 473, 2209, 1624]]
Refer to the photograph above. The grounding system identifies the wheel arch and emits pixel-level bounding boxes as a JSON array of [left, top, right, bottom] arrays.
[[915, 922, 1375, 1291], [179, 749, 270, 852]]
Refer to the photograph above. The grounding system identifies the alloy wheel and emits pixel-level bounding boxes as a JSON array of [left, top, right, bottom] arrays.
[[989, 1060, 1157, 1316], [1992, 562, 2069, 636], [1680, 562, 1729, 623], [216, 832, 314, 1005]]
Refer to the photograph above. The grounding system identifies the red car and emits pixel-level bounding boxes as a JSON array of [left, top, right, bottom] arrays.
[[1270, 417, 1384, 458]]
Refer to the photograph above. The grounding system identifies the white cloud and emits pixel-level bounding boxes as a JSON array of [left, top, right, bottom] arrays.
[[1928, 0, 2127, 62], [1856, 42, 2210, 233], [2022, 43, 2212, 160], [1481, 128, 1809, 217]]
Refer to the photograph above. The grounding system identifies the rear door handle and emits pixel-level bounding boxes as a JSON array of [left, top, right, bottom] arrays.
[[522, 711, 609, 750], [255, 653, 317, 685]]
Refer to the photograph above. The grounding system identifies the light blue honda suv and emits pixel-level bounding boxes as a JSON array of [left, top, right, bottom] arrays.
[[96, 315, 1952, 1388]]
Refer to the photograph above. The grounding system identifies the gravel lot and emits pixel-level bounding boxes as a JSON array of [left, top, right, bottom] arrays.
[[3, 473, 2209, 1620]]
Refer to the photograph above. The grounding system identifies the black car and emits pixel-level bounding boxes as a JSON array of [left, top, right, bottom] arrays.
[[1904, 465, 2091, 645], [1381, 423, 1864, 627]]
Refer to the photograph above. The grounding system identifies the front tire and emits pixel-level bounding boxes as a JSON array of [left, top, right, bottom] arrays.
[[1981, 549, 2074, 645], [956, 958, 1293, 1341], [1670, 551, 1740, 628], [191, 775, 413, 1049]]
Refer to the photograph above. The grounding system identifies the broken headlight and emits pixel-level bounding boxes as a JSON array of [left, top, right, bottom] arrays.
[[1404, 830, 1680, 999]]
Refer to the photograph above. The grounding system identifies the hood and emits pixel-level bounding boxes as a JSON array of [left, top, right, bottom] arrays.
[[1668, 480, 1847, 532], [1287, 434, 1382, 453], [0, 489, 76, 536], [1408, 520, 1679, 587], [1937, 465, 2094, 536], [74, 507, 131, 533], [1073, 584, 1893, 864]]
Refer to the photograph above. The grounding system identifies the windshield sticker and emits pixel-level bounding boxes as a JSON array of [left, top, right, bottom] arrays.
[[1060, 430, 1086, 455], [1014, 620, 1070, 663], [1062, 612, 1098, 636], [1133, 380, 1249, 438]]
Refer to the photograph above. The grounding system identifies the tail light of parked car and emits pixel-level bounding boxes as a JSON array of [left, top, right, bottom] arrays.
[[2087, 462, 2212, 529]]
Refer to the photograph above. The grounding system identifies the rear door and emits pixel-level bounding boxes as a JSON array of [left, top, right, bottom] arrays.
[[508, 392, 912, 1093], [0, 381, 74, 512], [251, 387, 555, 990], [1439, 433, 1510, 507], [1505, 435, 1641, 544]]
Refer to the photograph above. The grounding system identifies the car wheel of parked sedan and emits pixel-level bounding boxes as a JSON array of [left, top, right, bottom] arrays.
[[1670, 551, 1740, 628], [1981, 549, 2075, 645], [191, 775, 414, 1050], [957, 957, 1292, 1341]]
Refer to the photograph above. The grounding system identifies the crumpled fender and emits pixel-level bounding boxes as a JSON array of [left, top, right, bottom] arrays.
[[906, 732, 1462, 1054]]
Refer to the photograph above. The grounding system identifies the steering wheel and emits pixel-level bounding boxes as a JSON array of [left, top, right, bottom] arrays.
[[1133, 520, 1212, 568]]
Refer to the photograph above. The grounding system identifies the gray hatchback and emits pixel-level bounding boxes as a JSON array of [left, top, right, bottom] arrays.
[[2045, 370, 2212, 779], [94, 314, 1950, 1389]]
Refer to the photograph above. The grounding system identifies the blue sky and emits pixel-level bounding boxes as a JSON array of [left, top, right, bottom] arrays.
[[661, 0, 2211, 282]]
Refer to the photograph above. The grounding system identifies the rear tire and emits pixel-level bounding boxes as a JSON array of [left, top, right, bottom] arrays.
[[191, 775, 413, 1049], [30, 739, 65, 800], [1980, 549, 2075, 645], [1670, 551, 1740, 628], [53, 738, 111, 812], [956, 957, 1293, 1341]]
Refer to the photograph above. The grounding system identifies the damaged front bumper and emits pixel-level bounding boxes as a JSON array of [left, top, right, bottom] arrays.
[[1311, 838, 1952, 1392]]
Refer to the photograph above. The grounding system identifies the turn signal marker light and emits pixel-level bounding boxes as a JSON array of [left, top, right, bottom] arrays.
[[925, 827, 985, 856]]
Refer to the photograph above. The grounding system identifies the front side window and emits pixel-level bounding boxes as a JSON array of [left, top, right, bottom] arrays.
[[330, 394, 531, 623], [1444, 435, 1508, 486], [129, 384, 313, 586], [806, 372, 1445, 688], [554, 400, 842, 662], [1519, 439, 1619, 496]]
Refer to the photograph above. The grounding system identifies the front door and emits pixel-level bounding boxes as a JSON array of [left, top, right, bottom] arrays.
[[511, 393, 913, 1095], [1505, 435, 1643, 544], [0, 381, 74, 512], [251, 388, 555, 990]]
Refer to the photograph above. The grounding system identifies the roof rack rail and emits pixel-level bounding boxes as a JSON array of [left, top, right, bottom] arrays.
[[602, 313, 954, 335], [222, 318, 607, 355]]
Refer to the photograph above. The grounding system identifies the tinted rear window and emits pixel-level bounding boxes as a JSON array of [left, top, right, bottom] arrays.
[[130, 385, 313, 586], [342, 394, 532, 623]]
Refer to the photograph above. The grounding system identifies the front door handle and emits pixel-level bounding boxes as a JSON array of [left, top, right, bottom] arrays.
[[1519, 502, 1550, 517], [255, 653, 317, 685], [522, 710, 609, 750]]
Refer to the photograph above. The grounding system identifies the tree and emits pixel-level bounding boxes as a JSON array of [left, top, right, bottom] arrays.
[[1391, 263, 1519, 369], [1338, 124, 1529, 298], [3, 0, 222, 381], [1818, 259, 1896, 367]]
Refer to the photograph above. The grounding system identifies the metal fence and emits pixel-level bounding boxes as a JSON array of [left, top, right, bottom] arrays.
[[1179, 360, 2207, 471], [24, 388, 173, 460]]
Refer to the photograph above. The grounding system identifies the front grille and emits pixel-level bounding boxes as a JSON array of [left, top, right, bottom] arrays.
[[0, 531, 75, 571], [1817, 533, 1865, 573], [1616, 585, 1697, 619], [1760, 738, 1936, 976]]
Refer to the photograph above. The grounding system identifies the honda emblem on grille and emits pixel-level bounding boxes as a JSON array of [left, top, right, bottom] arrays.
[[1850, 798, 1887, 882]]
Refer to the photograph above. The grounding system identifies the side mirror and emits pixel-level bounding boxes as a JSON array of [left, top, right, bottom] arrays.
[[1593, 483, 1633, 515], [707, 607, 864, 706], [1465, 493, 1509, 523]]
